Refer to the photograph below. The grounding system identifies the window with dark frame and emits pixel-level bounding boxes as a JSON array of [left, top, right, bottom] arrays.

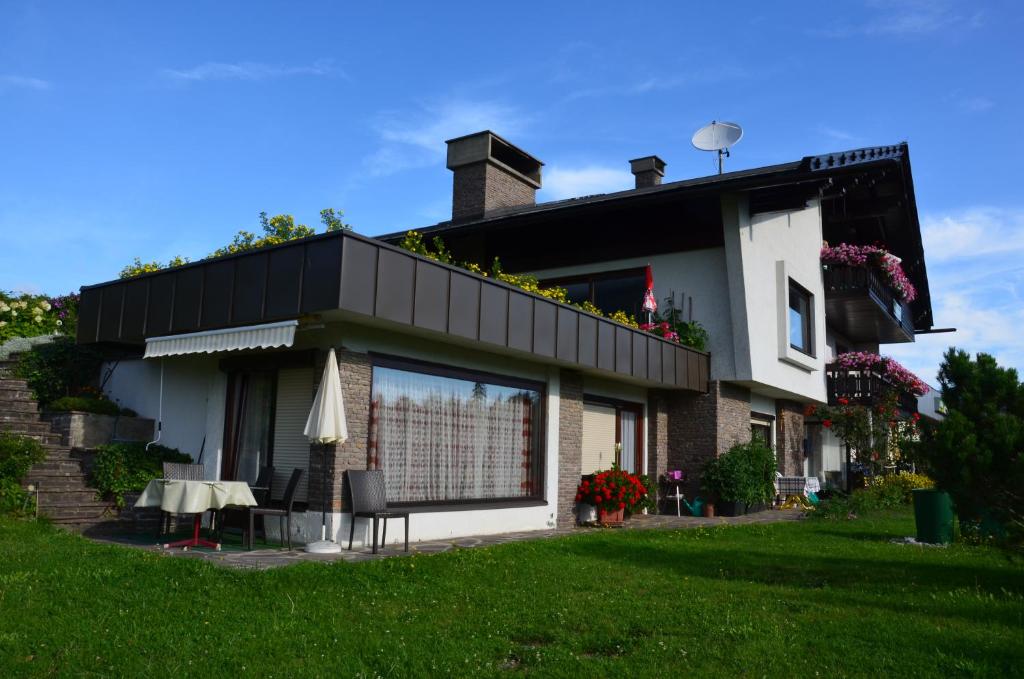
[[788, 280, 814, 356], [368, 356, 545, 506], [540, 267, 647, 318]]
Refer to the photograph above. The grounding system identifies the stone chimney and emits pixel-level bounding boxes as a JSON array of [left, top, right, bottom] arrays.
[[629, 155, 666, 188], [446, 131, 543, 222]]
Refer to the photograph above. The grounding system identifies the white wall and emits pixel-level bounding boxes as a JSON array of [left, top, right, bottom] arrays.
[[723, 197, 828, 402], [102, 356, 226, 471], [527, 247, 736, 380]]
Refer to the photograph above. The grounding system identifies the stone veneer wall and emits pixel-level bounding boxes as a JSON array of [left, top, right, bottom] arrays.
[[775, 401, 805, 476], [646, 391, 669, 480], [452, 162, 536, 221], [666, 380, 751, 495], [556, 370, 584, 528], [306, 348, 372, 513]]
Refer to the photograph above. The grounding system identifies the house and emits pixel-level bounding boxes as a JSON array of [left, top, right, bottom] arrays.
[[76, 130, 933, 546]]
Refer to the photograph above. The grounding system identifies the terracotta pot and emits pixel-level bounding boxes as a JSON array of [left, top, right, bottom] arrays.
[[702, 503, 716, 518], [598, 507, 625, 526]]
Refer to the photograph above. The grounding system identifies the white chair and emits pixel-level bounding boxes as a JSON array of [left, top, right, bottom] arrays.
[[664, 483, 686, 516]]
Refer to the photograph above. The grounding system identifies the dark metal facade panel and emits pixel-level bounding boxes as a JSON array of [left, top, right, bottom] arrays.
[[596, 320, 615, 372], [614, 326, 632, 375], [171, 267, 204, 333], [646, 336, 662, 384], [301, 237, 342, 314], [532, 301, 557, 358], [556, 307, 578, 362], [507, 292, 533, 352], [201, 260, 234, 329], [339, 237, 378, 316], [632, 334, 647, 380], [121, 279, 149, 342], [146, 274, 175, 336], [661, 342, 675, 385], [577, 315, 597, 367], [98, 286, 124, 342], [478, 283, 508, 347], [413, 262, 450, 333], [265, 245, 305, 319], [448, 271, 482, 340], [231, 253, 268, 324], [374, 249, 415, 325], [77, 230, 710, 392]]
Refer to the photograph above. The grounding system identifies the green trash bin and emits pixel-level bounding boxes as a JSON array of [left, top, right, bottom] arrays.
[[912, 488, 954, 544]]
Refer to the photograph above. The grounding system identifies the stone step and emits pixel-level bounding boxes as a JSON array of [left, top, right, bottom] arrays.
[[0, 410, 42, 424], [0, 386, 33, 400], [0, 377, 29, 389], [0, 420, 54, 435], [0, 398, 38, 412], [30, 460, 84, 473], [25, 478, 93, 492], [38, 489, 99, 504]]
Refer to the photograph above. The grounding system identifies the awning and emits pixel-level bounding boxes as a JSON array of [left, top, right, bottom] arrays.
[[143, 320, 298, 358]]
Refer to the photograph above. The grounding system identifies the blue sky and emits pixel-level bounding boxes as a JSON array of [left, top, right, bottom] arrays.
[[1, 1, 1021, 383]]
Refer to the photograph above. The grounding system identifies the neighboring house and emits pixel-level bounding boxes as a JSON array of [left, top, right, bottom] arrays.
[[77, 130, 933, 546]]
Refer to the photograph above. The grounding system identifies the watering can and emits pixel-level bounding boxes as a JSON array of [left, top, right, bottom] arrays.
[[682, 496, 705, 517]]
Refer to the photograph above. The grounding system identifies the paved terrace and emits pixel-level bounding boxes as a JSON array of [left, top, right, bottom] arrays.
[[87, 510, 804, 570]]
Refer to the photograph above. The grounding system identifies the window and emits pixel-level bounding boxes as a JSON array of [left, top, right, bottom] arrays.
[[369, 358, 544, 504], [540, 268, 646, 318], [751, 414, 774, 449], [788, 280, 814, 355]]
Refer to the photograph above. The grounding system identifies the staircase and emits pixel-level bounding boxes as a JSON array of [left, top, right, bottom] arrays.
[[0, 359, 119, 530]]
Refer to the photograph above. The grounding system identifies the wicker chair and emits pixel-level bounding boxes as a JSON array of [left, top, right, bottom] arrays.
[[159, 462, 206, 536], [214, 465, 274, 544], [245, 468, 303, 550], [346, 470, 409, 554]]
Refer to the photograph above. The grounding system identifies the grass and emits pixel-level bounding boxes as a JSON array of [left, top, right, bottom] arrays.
[[1, 510, 1022, 678]]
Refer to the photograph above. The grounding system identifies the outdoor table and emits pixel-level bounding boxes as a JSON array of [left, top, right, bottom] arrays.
[[135, 479, 257, 551], [775, 476, 821, 498]]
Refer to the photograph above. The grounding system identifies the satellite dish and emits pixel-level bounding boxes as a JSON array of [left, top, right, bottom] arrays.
[[691, 121, 743, 174]]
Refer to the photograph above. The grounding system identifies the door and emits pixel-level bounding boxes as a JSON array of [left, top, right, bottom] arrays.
[[221, 371, 276, 484], [581, 399, 643, 475]]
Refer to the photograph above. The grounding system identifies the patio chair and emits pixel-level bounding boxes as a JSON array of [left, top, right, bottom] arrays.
[[346, 470, 409, 554], [159, 462, 206, 537], [213, 465, 274, 543], [245, 468, 303, 550]]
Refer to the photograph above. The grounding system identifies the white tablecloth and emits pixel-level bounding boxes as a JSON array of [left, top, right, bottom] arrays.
[[775, 476, 821, 497], [134, 479, 257, 514]]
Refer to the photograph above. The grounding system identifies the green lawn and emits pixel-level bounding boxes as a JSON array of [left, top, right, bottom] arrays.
[[1, 511, 1021, 678]]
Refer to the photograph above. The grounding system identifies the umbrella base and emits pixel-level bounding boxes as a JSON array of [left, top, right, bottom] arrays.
[[304, 540, 342, 554]]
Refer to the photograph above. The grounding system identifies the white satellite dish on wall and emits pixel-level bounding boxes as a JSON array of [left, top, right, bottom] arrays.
[[691, 121, 744, 174]]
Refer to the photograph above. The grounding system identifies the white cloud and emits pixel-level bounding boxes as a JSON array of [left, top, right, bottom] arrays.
[[921, 208, 1024, 262], [161, 60, 337, 83], [817, 125, 860, 144], [887, 206, 1024, 382], [0, 74, 50, 90], [367, 100, 528, 177], [958, 96, 994, 113], [812, 0, 980, 38], [540, 165, 633, 201]]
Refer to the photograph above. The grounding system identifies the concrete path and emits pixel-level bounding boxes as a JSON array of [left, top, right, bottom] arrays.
[[91, 509, 804, 570]]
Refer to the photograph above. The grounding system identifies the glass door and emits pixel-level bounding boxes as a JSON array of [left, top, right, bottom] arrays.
[[617, 407, 641, 474], [221, 371, 276, 484]]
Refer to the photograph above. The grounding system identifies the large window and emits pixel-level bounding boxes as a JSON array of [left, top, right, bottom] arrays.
[[788, 280, 814, 355], [540, 268, 646, 318], [368, 358, 544, 504]]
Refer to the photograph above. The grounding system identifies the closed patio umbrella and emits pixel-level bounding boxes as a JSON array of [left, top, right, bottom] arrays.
[[642, 264, 657, 325], [303, 348, 348, 554]]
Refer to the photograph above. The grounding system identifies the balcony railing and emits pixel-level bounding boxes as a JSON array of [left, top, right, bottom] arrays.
[[822, 263, 915, 343], [825, 364, 919, 413]]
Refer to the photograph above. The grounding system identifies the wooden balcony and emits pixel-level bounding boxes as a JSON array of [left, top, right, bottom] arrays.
[[825, 364, 919, 413], [822, 263, 914, 343]]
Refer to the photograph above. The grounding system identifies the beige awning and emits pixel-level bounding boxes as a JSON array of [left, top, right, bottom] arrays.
[[143, 320, 298, 358]]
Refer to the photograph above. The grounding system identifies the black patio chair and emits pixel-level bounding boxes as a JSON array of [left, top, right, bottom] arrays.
[[346, 470, 409, 554], [214, 465, 274, 543], [246, 468, 303, 550], [159, 462, 205, 537]]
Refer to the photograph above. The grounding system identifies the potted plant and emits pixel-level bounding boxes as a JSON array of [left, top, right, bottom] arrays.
[[700, 441, 776, 516], [575, 467, 648, 526]]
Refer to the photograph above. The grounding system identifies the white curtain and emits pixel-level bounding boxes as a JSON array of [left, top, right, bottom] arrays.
[[619, 410, 637, 474], [369, 368, 537, 502]]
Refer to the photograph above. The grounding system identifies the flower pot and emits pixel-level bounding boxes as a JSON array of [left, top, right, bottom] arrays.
[[702, 503, 715, 518], [598, 507, 625, 526], [716, 500, 746, 517]]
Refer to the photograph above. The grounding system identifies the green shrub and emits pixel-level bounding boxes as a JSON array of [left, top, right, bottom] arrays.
[[0, 433, 45, 517], [701, 441, 776, 506], [15, 337, 103, 406], [814, 472, 935, 519], [47, 396, 122, 416], [90, 442, 191, 508]]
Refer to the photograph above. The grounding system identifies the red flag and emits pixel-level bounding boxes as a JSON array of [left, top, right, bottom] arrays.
[[642, 265, 657, 313]]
